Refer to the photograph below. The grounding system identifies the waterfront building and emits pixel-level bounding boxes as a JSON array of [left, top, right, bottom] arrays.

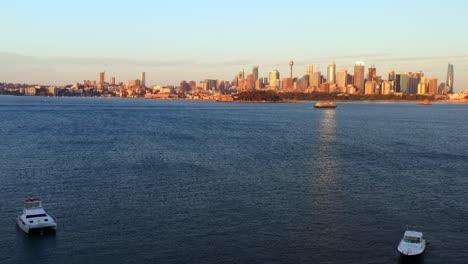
[[25, 87, 37, 96], [365, 81, 376, 95], [446, 63, 454, 93], [381, 81, 391, 95], [337, 68, 347, 88], [98, 72, 105, 84], [320, 82, 330, 93], [111, 77, 115, 85], [327, 63, 336, 84], [354, 62, 365, 93], [141, 72, 146, 87], [429, 78, 438, 95]]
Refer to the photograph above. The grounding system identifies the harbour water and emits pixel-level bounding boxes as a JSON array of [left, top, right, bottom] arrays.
[[0, 96, 467, 264]]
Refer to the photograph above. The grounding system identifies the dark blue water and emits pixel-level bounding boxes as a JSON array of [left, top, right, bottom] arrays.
[[0, 96, 467, 264]]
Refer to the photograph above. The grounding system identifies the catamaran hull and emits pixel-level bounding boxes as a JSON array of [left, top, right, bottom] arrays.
[[17, 218, 57, 234]]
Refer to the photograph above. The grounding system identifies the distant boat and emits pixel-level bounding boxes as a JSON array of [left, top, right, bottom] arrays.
[[416, 99, 432, 105], [314, 101, 337, 108], [17, 197, 57, 234], [397, 230, 429, 256]]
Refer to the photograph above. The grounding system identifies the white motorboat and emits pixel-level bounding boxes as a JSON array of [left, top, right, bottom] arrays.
[[397, 230, 428, 256], [17, 197, 57, 234]]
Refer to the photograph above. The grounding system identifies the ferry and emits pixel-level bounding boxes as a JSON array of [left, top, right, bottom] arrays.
[[397, 230, 429, 256], [17, 197, 57, 234], [314, 101, 337, 108], [416, 99, 432, 105]]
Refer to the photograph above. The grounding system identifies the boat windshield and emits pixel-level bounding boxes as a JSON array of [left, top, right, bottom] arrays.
[[403, 236, 421, 243]]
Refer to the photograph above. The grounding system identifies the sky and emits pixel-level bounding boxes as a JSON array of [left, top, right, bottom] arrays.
[[1, 0, 468, 91]]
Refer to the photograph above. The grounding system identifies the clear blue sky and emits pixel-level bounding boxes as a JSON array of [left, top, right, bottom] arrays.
[[2, 0, 467, 90]]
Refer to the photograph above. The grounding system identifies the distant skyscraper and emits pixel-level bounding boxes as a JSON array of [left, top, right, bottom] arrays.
[[252, 66, 259, 81], [399, 73, 409, 94], [337, 68, 347, 88], [239, 69, 245, 80], [98, 72, 105, 84], [446, 63, 454, 93], [306, 64, 313, 88], [368, 65, 376, 81], [313, 71, 322, 88], [110, 77, 115, 85], [327, 63, 336, 84], [365, 81, 376, 95], [429, 78, 438, 95], [388, 70, 395, 82], [354, 62, 365, 93], [269, 70, 280, 88], [141, 72, 146, 87]]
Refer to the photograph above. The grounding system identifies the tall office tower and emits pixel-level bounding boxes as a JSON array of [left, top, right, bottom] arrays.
[[367, 65, 376, 81], [289, 59, 294, 80], [252, 66, 259, 81], [282, 78, 293, 91], [110, 77, 115, 85], [269, 70, 280, 88], [388, 70, 395, 82], [306, 64, 314, 88], [327, 63, 336, 84], [98, 72, 105, 84], [354, 62, 365, 93], [408, 73, 420, 94], [399, 73, 409, 94], [446, 63, 454, 93], [140, 72, 146, 87], [337, 68, 348, 88], [246, 74, 255, 91], [428, 78, 438, 95], [418, 77, 428, 95], [239, 69, 245, 80], [313, 71, 322, 87]]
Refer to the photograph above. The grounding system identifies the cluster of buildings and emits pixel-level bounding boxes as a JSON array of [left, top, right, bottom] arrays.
[[0, 61, 459, 99], [233, 61, 456, 96]]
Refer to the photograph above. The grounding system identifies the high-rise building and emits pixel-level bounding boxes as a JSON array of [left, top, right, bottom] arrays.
[[399, 73, 409, 94], [313, 71, 322, 88], [110, 77, 115, 85], [337, 68, 347, 88], [446, 63, 454, 93], [417, 76, 427, 95], [354, 62, 365, 93], [239, 69, 245, 80], [269, 70, 280, 88], [327, 63, 336, 84], [388, 70, 395, 82], [429, 78, 438, 95], [381, 81, 391, 95], [408, 73, 420, 94], [252, 66, 259, 81], [368, 65, 376, 81], [306, 64, 313, 88], [365, 81, 376, 95], [98, 72, 105, 84], [282, 78, 293, 91], [246, 74, 255, 91], [140, 72, 146, 87]]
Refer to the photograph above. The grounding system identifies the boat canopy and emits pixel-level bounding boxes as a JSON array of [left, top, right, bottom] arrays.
[[404, 231, 423, 238]]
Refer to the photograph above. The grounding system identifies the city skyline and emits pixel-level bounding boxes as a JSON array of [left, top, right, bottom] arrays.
[[1, 0, 467, 90]]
